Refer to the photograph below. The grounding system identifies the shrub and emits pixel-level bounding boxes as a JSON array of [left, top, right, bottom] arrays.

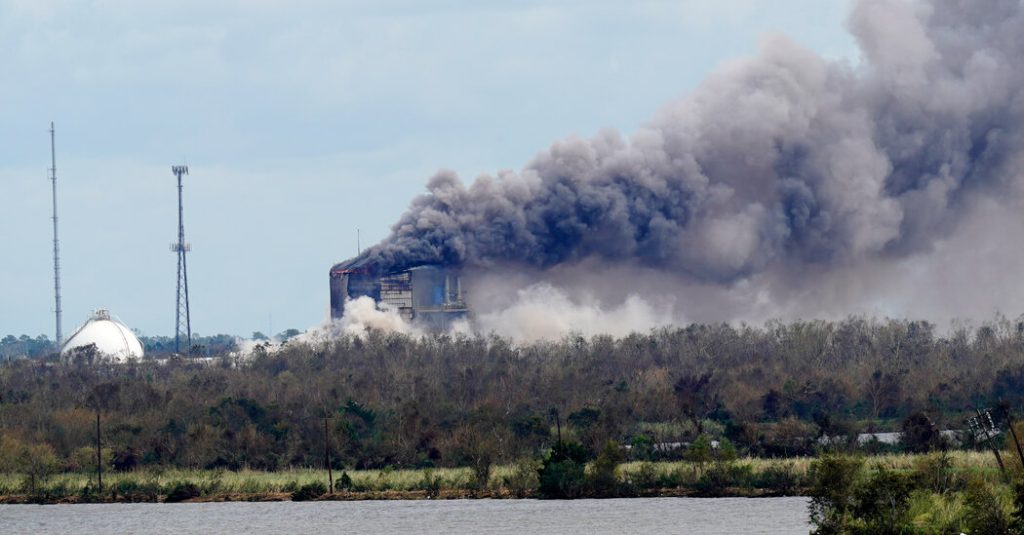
[[962, 478, 1011, 535], [164, 481, 201, 503], [467, 443, 495, 490], [695, 461, 752, 496], [912, 451, 962, 494], [111, 479, 160, 503], [900, 412, 946, 454], [630, 435, 654, 461], [69, 447, 113, 474], [18, 443, 60, 495], [1010, 481, 1024, 534], [537, 442, 587, 499], [291, 481, 327, 501], [77, 483, 100, 503], [753, 463, 801, 495], [417, 469, 442, 497], [629, 462, 659, 490], [808, 454, 865, 535], [503, 458, 539, 498], [849, 468, 914, 534], [715, 438, 737, 462], [686, 435, 713, 468], [0, 435, 25, 474], [334, 471, 353, 492], [586, 440, 624, 497]]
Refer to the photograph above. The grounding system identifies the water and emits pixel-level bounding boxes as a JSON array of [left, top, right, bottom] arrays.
[[0, 497, 810, 535]]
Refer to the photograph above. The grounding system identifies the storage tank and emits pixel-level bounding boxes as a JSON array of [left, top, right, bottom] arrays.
[[60, 309, 144, 363]]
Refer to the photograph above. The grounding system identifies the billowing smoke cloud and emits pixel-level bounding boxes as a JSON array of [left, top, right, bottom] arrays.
[[332, 296, 422, 337], [348, 0, 1024, 334]]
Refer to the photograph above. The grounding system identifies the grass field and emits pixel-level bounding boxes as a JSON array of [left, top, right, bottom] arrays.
[[0, 449, 1013, 503]]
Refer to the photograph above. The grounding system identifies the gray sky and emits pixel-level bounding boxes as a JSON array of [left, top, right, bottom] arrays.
[[0, 0, 856, 338]]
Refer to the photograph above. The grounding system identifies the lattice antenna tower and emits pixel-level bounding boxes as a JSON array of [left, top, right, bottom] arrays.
[[170, 165, 192, 354], [49, 122, 63, 346]]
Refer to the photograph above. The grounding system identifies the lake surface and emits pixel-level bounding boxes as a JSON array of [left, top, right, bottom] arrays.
[[0, 497, 810, 535]]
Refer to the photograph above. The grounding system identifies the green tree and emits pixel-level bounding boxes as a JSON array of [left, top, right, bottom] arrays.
[[537, 441, 587, 499], [808, 455, 864, 535], [587, 440, 624, 496]]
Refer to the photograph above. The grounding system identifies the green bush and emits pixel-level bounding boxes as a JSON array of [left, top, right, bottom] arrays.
[[417, 469, 442, 497], [686, 435, 713, 467], [912, 451, 963, 494], [849, 468, 914, 535], [808, 454, 865, 535], [630, 435, 654, 461], [77, 482, 100, 503], [503, 458, 539, 498], [715, 438, 738, 462], [667, 465, 697, 488], [753, 463, 801, 494], [962, 479, 1010, 535], [1011, 481, 1024, 534], [629, 462, 659, 490], [695, 461, 752, 496], [586, 440, 624, 497], [334, 471, 353, 492], [111, 479, 160, 503], [537, 442, 587, 499], [164, 481, 201, 503], [17, 443, 60, 495], [291, 481, 327, 501]]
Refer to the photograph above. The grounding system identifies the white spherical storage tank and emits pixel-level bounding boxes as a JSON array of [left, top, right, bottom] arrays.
[[61, 309, 144, 363]]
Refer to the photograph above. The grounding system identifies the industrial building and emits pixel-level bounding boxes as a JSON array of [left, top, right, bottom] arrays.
[[330, 258, 468, 330]]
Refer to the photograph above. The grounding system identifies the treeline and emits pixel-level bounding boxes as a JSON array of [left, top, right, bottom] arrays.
[[137, 334, 238, 356], [0, 334, 54, 360], [0, 333, 238, 360], [2, 317, 1024, 473]]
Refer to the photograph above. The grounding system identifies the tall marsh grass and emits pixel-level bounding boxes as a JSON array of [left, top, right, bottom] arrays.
[[0, 450, 1013, 502]]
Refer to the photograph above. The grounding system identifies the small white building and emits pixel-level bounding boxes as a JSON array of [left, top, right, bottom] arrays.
[[61, 309, 144, 363]]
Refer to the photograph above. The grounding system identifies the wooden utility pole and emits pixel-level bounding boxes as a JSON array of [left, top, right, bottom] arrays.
[[1006, 410, 1024, 469], [976, 409, 1009, 483], [95, 411, 103, 492], [324, 416, 333, 494], [553, 410, 562, 448]]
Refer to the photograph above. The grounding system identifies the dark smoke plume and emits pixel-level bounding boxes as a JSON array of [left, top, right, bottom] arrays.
[[355, 0, 1024, 290]]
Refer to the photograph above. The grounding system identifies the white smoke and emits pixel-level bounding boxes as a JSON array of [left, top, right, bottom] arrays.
[[473, 283, 675, 342], [325, 296, 422, 337]]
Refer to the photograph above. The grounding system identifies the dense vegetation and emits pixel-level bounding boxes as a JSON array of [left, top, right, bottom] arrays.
[[807, 450, 1024, 534], [2, 317, 1024, 476]]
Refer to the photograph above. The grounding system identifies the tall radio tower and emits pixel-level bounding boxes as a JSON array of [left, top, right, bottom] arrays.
[[49, 122, 63, 347], [170, 165, 192, 354]]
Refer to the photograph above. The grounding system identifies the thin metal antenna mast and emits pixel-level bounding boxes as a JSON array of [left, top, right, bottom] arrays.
[[49, 122, 63, 347], [170, 165, 192, 354]]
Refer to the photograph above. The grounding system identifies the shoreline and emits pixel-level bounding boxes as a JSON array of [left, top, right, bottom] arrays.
[[0, 451, 1003, 505], [0, 487, 806, 505]]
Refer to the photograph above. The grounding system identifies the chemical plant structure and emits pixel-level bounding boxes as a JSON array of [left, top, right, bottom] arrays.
[[330, 257, 469, 331], [61, 309, 144, 363]]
